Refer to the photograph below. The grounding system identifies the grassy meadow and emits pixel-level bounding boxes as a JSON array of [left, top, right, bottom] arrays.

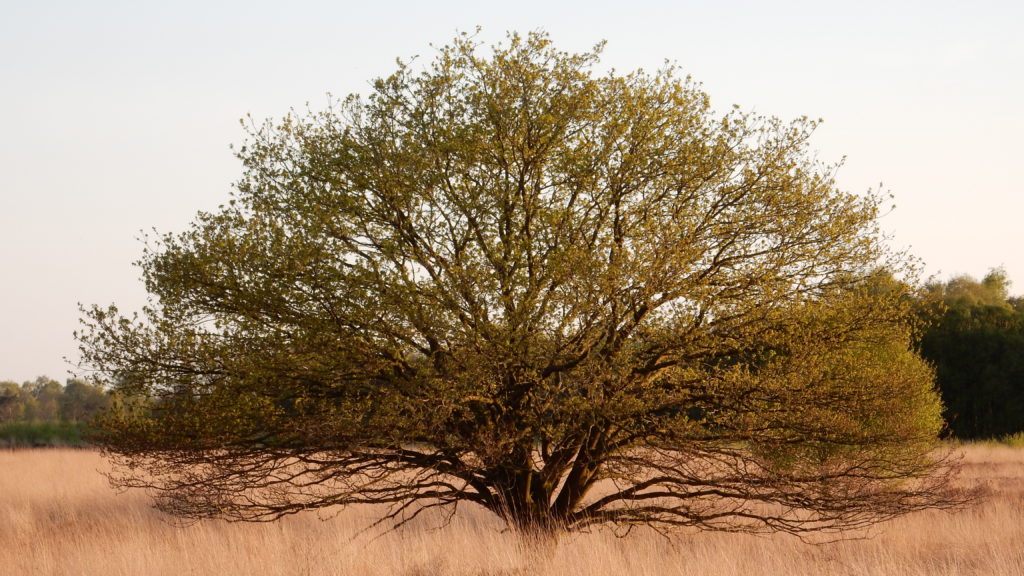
[[2, 445, 1022, 576]]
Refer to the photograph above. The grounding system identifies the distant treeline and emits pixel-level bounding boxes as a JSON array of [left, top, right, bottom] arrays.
[[4, 269, 1024, 444], [917, 268, 1024, 440], [0, 377, 109, 447]]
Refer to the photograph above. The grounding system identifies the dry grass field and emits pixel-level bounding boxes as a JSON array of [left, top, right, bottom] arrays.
[[1, 445, 1022, 576]]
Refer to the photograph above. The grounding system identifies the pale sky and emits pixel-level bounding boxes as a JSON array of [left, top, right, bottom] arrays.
[[1, 0, 1021, 383]]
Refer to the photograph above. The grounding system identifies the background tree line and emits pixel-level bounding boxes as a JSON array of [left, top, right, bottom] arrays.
[[917, 268, 1024, 440], [0, 376, 110, 446]]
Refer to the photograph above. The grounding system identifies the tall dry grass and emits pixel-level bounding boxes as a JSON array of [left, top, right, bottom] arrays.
[[1, 445, 1021, 576]]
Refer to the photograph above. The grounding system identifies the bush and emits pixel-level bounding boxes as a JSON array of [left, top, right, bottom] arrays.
[[0, 421, 89, 448]]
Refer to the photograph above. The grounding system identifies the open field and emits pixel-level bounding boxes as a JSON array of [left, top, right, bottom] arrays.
[[2, 446, 1022, 576]]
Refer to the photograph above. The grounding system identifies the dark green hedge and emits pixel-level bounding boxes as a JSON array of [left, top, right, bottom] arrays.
[[0, 421, 91, 448]]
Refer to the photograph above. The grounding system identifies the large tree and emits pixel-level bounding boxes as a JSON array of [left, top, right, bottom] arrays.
[[80, 32, 960, 536]]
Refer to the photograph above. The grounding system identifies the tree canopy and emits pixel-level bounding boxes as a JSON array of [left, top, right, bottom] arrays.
[[79, 32, 960, 536]]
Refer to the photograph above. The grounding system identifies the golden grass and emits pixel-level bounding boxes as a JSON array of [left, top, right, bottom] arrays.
[[2, 445, 1022, 576]]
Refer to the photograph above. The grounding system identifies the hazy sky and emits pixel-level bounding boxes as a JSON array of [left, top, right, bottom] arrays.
[[1, 0, 1021, 382]]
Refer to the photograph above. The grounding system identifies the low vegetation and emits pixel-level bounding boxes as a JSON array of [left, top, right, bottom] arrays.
[[0, 445, 1019, 576], [0, 421, 89, 448]]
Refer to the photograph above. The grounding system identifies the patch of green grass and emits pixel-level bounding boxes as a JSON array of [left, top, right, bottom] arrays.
[[998, 431, 1024, 448]]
